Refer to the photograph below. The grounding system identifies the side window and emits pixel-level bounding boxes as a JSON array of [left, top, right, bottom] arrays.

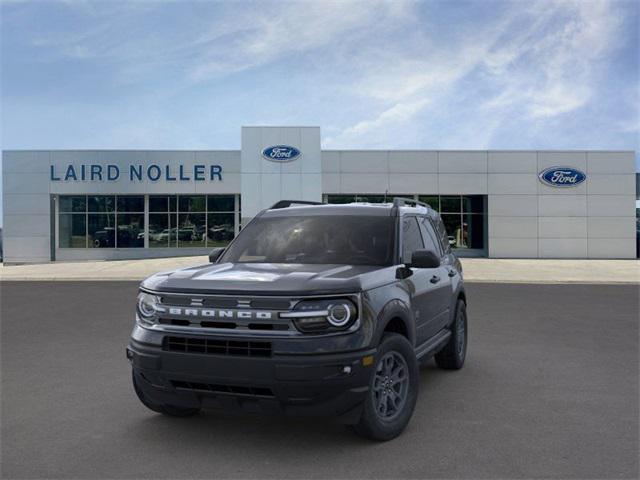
[[402, 217, 424, 263], [419, 217, 441, 256], [434, 217, 451, 253]]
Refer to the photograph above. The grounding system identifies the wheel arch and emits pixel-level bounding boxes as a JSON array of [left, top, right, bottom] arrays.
[[373, 299, 416, 347]]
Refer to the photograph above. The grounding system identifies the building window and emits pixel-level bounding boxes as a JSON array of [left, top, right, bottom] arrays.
[[418, 195, 486, 250], [325, 194, 486, 251], [59, 194, 239, 249], [59, 195, 144, 248], [148, 194, 238, 249]]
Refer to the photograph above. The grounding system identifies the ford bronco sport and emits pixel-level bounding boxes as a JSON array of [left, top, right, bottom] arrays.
[[127, 198, 467, 441]]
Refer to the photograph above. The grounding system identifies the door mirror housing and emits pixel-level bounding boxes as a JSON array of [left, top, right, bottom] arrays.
[[407, 249, 441, 269], [208, 247, 225, 263]]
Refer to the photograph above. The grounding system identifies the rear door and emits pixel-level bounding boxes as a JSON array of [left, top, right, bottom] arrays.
[[419, 216, 453, 335], [401, 216, 446, 346]]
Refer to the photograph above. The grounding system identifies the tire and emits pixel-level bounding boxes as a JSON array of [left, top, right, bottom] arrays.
[[435, 299, 467, 370], [352, 333, 419, 441], [132, 371, 200, 417]]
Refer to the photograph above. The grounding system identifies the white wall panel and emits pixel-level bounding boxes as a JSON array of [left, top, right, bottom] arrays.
[[489, 195, 538, 217], [488, 151, 537, 173], [388, 151, 438, 173], [587, 152, 635, 174], [587, 174, 635, 195], [538, 239, 588, 258], [587, 238, 636, 259], [538, 151, 587, 171], [438, 174, 487, 194], [340, 173, 389, 193], [321, 173, 340, 193], [438, 152, 487, 173], [388, 174, 438, 194], [488, 174, 538, 194], [587, 195, 636, 217], [340, 151, 388, 173], [3, 214, 50, 237], [321, 152, 340, 172], [489, 217, 538, 238], [489, 238, 538, 258], [538, 195, 587, 217], [587, 217, 636, 238], [538, 217, 587, 238]]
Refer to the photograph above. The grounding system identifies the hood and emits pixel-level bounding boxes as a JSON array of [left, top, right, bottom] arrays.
[[141, 262, 397, 296]]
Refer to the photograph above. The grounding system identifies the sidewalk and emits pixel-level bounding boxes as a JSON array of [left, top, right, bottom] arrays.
[[0, 257, 638, 284]]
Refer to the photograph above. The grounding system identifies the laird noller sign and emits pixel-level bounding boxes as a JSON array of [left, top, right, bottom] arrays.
[[50, 163, 223, 182]]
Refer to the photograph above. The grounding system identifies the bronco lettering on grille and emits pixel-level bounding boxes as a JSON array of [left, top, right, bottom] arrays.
[[161, 307, 273, 320]]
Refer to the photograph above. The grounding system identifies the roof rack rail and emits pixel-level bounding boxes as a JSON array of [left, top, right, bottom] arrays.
[[270, 200, 324, 209], [392, 197, 429, 209]]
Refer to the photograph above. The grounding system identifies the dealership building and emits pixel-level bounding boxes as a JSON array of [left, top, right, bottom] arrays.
[[1, 126, 637, 263]]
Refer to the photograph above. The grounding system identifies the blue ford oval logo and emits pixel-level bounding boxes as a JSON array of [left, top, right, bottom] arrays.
[[538, 166, 586, 188], [261, 145, 301, 162]]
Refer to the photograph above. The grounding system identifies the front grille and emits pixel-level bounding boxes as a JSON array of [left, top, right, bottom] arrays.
[[157, 318, 290, 331], [163, 336, 272, 357], [171, 380, 274, 397]]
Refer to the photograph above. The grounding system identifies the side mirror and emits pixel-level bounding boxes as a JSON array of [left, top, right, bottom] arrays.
[[208, 247, 225, 263], [407, 249, 440, 269]]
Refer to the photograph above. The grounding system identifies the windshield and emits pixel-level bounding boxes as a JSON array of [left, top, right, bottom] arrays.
[[221, 215, 396, 266]]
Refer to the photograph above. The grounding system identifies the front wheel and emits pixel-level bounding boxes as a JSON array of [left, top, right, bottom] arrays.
[[435, 299, 467, 370], [352, 333, 419, 441]]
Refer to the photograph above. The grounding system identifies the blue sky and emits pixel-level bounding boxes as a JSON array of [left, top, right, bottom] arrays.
[[1, 0, 639, 222]]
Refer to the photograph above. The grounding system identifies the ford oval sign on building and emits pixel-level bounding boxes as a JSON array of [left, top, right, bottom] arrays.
[[538, 166, 586, 188], [261, 145, 301, 162]]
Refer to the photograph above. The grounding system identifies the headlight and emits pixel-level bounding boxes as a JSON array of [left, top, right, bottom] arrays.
[[281, 298, 358, 333], [136, 292, 160, 325]]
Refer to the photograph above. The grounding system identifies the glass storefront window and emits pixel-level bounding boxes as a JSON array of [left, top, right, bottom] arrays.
[[207, 212, 235, 246], [462, 195, 484, 213], [88, 196, 115, 212], [149, 213, 171, 248], [59, 194, 238, 250], [418, 196, 439, 211], [59, 196, 86, 213], [177, 213, 206, 247], [88, 213, 116, 248], [326, 195, 357, 204], [117, 213, 144, 248], [59, 214, 86, 247], [207, 195, 235, 211], [117, 196, 144, 213], [149, 196, 168, 212], [440, 196, 461, 213], [178, 195, 206, 212], [463, 213, 485, 249]]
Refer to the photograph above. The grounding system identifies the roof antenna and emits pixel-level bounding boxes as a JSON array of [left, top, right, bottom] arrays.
[[384, 190, 388, 203]]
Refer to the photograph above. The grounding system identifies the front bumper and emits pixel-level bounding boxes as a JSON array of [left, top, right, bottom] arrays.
[[128, 333, 376, 423]]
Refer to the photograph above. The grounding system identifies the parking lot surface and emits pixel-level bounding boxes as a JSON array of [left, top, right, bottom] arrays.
[[1, 282, 638, 479]]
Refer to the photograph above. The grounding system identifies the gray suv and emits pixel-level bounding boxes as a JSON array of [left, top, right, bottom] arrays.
[[127, 198, 467, 440]]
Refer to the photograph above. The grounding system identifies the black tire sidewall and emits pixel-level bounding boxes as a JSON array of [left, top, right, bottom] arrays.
[[357, 333, 419, 441]]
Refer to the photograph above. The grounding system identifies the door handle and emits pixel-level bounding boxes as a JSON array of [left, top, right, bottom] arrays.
[[448, 269, 457, 277], [430, 275, 440, 284]]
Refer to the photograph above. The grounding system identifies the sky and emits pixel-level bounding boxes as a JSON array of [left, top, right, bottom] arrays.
[[1, 0, 639, 223]]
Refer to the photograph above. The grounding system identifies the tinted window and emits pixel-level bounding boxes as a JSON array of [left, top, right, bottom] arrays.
[[419, 217, 441, 255], [402, 217, 424, 263], [434, 217, 451, 253], [222, 215, 395, 266]]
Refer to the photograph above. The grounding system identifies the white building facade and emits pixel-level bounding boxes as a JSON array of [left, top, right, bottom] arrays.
[[2, 126, 637, 263]]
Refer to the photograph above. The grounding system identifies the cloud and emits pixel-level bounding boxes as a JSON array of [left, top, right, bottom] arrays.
[[325, 0, 629, 147]]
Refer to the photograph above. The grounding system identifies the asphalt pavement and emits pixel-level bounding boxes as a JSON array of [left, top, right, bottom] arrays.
[[1, 282, 638, 479]]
